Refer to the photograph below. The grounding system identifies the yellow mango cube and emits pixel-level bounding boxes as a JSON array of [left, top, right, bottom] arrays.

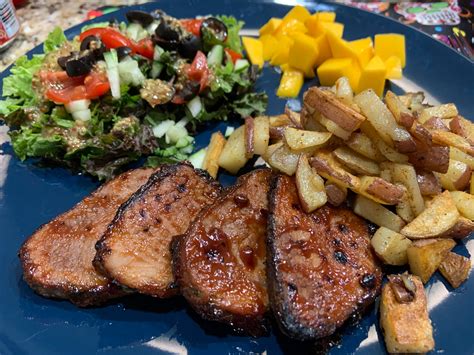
[[350, 37, 374, 67], [242, 37, 263, 68], [289, 33, 319, 78], [327, 30, 355, 58], [277, 68, 304, 98], [259, 18, 282, 36], [260, 34, 278, 61], [275, 18, 307, 38], [283, 5, 311, 23], [375, 33, 406, 67], [317, 58, 353, 86], [314, 12, 336, 22], [270, 36, 293, 66], [306, 20, 344, 38], [357, 55, 387, 96], [385, 56, 403, 79], [314, 34, 332, 66]]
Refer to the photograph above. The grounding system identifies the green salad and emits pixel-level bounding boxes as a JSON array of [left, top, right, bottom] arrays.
[[0, 10, 267, 179]]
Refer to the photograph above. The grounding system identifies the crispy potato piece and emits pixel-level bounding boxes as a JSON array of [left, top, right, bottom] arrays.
[[399, 92, 425, 114], [401, 191, 459, 239], [268, 144, 300, 176], [438, 252, 471, 288], [333, 147, 380, 175], [471, 173, 474, 195], [346, 132, 385, 162], [262, 142, 283, 162], [301, 104, 328, 132], [253, 116, 270, 155], [244, 117, 255, 158], [423, 116, 449, 132], [418, 103, 458, 124], [218, 126, 248, 174], [202, 132, 226, 179], [396, 185, 416, 223], [357, 176, 404, 205], [379, 162, 393, 182], [285, 108, 303, 128], [407, 144, 450, 174], [407, 238, 456, 283], [385, 90, 415, 129], [355, 90, 415, 152], [449, 116, 474, 145], [450, 146, 474, 169], [295, 155, 327, 213], [432, 130, 474, 156], [439, 217, 474, 240], [360, 122, 409, 163], [269, 126, 285, 140], [416, 170, 442, 196], [371, 227, 413, 265], [324, 182, 347, 207], [409, 122, 433, 146], [269, 114, 292, 127], [335, 76, 353, 105], [353, 195, 406, 232], [310, 151, 361, 189], [450, 191, 474, 220], [284, 127, 332, 151], [389, 163, 425, 216], [436, 159, 471, 191], [304, 86, 366, 132], [380, 275, 434, 354], [318, 114, 353, 140]]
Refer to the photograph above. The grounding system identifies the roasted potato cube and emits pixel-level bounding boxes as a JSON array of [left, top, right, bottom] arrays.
[[284, 127, 332, 151], [389, 163, 425, 216], [310, 151, 361, 189], [357, 176, 405, 205], [318, 114, 353, 140], [398, 92, 425, 113], [333, 147, 380, 175], [436, 159, 471, 191], [371, 227, 412, 265], [304, 86, 366, 132], [353, 195, 406, 232], [346, 132, 385, 162], [450, 146, 474, 169], [295, 155, 327, 213], [285, 108, 303, 128], [244, 117, 255, 158], [401, 191, 459, 239], [407, 144, 450, 174], [396, 185, 415, 223], [416, 170, 442, 196], [202, 131, 226, 179], [360, 121, 409, 163], [450, 191, 474, 220], [385, 90, 416, 129], [262, 142, 283, 162], [380, 275, 434, 354], [407, 238, 456, 283], [253, 116, 270, 155], [439, 217, 474, 240], [334, 76, 353, 105], [449, 115, 474, 145], [438, 252, 471, 288], [267, 144, 300, 176], [218, 126, 248, 174], [325, 182, 347, 207], [269, 114, 292, 127], [418, 103, 458, 124], [432, 130, 474, 156]]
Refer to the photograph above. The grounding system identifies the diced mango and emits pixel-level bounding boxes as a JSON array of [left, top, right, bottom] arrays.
[[270, 36, 294, 66], [385, 56, 402, 79], [327, 30, 356, 58], [314, 12, 336, 22], [242, 37, 264, 68], [350, 37, 374, 67], [307, 20, 344, 38], [275, 18, 307, 38], [277, 68, 304, 98], [357, 55, 387, 97], [375, 33, 406, 67], [314, 34, 332, 66], [259, 18, 282, 36], [288, 33, 319, 78], [317, 58, 353, 86], [283, 5, 311, 23], [261, 34, 278, 61]]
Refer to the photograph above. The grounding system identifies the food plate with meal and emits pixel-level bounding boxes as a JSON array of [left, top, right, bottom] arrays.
[[0, 1, 472, 354]]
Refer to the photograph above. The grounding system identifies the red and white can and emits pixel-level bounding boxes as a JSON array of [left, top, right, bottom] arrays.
[[0, 0, 20, 52]]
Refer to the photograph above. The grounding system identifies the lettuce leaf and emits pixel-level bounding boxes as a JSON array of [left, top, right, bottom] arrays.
[[217, 15, 244, 54], [43, 26, 67, 53]]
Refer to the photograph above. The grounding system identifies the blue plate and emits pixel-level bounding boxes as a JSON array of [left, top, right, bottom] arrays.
[[0, 1, 473, 354]]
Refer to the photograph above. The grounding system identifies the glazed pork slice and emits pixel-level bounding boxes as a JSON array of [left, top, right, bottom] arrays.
[[267, 174, 382, 341], [19, 168, 155, 307], [172, 168, 272, 336], [94, 162, 222, 297]]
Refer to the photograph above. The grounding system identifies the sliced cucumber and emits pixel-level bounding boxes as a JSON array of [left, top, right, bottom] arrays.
[[151, 62, 163, 79], [166, 125, 188, 144], [207, 45, 224, 66], [71, 109, 91, 121], [188, 148, 207, 169], [65, 99, 90, 113], [234, 59, 250, 73], [126, 23, 143, 41], [152, 120, 174, 138], [186, 96, 202, 118], [104, 50, 121, 99], [153, 45, 165, 61], [146, 21, 159, 35], [118, 57, 145, 86]]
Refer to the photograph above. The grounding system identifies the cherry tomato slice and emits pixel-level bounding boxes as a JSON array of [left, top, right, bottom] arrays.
[[133, 38, 154, 60], [224, 48, 243, 64], [187, 51, 209, 92], [180, 19, 203, 37], [79, 28, 133, 50]]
